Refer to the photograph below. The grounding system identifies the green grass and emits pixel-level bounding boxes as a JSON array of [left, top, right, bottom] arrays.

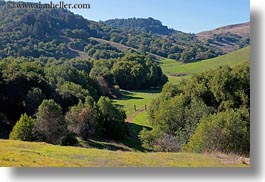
[[160, 46, 250, 78], [133, 111, 151, 128], [0, 139, 248, 167], [112, 89, 161, 116]]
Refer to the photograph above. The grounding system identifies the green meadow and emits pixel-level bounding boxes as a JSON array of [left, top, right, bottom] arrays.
[[0, 140, 247, 167], [160, 46, 250, 83]]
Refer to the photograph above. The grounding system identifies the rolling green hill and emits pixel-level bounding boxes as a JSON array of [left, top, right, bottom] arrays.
[[161, 46, 250, 83], [0, 139, 247, 167]]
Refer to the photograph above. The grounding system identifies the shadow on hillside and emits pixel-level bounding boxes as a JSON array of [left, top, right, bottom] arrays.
[[78, 139, 130, 152], [0, 123, 12, 139], [120, 95, 143, 100], [122, 122, 152, 152]]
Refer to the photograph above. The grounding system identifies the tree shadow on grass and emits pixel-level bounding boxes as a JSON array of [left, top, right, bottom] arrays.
[[78, 138, 130, 152], [122, 122, 152, 152], [0, 123, 12, 139], [120, 95, 144, 100]]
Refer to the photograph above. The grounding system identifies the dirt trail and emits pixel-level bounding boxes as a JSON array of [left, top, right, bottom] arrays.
[[125, 107, 146, 141], [67, 38, 90, 59], [125, 107, 145, 123]]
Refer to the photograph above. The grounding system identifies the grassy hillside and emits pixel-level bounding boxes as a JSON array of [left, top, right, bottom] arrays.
[[0, 140, 247, 167], [160, 46, 250, 83]]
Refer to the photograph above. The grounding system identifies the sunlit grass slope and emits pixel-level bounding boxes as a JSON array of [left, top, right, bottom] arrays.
[[161, 46, 250, 83], [0, 140, 247, 167]]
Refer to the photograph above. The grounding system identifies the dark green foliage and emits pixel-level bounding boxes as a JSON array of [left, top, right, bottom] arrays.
[[84, 39, 124, 60], [0, 58, 52, 122], [0, 113, 8, 124], [22, 87, 46, 115], [112, 54, 168, 90], [105, 17, 175, 35], [56, 81, 91, 110], [89, 53, 167, 90], [69, 39, 86, 51], [142, 95, 209, 151], [60, 133, 78, 146], [34, 100, 67, 144], [9, 113, 36, 141], [0, 57, 101, 122], [97, 97, 126, 140], [141, 63, 250, 154]]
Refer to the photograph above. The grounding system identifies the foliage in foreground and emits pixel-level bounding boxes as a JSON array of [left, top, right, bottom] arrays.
[[140, 62, 250, 155]]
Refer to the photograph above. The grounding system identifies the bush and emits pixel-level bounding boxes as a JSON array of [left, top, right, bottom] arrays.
[[153, 134, 181, 152], [9, 113, 36, 141], [183, 108, 250, 156]]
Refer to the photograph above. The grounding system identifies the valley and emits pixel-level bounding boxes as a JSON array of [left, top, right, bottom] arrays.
[[0, 1, 250, 167]]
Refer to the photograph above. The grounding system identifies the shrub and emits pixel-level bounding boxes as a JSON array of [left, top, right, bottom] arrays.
[[9, 113, 36, 141], [183, 108, 250, 156]]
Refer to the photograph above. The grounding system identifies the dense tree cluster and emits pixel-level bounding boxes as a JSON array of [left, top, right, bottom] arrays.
[[0, 57, 100, 123], [140, 63, 250, 155], [104, 17, 175, 35], [90, 54, 168, 90]]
